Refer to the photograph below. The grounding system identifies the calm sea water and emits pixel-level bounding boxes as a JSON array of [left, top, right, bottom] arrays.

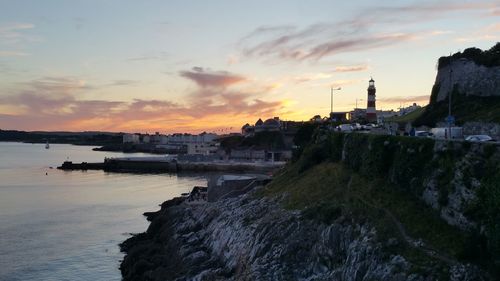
[[0, 142, 206, 281]]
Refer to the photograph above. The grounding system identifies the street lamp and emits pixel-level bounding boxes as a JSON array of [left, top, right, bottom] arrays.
[[447, 53, 454, 139], [330, 86, 341, 118]]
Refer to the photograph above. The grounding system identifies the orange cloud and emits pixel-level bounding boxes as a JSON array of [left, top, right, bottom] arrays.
[[0, 71, 289, 133], [377, 95, 430, 109]]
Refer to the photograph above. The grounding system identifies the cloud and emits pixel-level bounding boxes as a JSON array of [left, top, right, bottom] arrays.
[[226, 54, 239, 65], [455, 34, 498, 42], [125, 52, 169, 62], [239, 1, 498, 63], [335, 65, 369, 72], [454, 22, 500, 42], [0, 50, 29, 57], [180, 67, 246, 88], [18, 76, 93, 95], [241, 26, 414, 62], [378, 95, 429, 104], [0, 70, 287, 133], [106, 80, 141, 87], [0, 22, 35, 45]]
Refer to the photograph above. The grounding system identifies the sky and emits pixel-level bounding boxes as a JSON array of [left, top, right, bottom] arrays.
[[0, 0, 499, 133]]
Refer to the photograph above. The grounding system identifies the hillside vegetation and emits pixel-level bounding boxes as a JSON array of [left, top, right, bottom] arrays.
[[438, 42, 500, 69], [260, 131, 500, 277], [414, 90, 500, 126]]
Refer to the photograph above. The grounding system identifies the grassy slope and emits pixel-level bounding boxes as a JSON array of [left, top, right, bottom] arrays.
[[386, 107, 425, 124], [414, 95, 500, 127], [260, 161, 468, 272]]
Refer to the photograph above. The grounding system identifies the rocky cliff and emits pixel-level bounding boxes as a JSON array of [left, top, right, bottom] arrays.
[[433, 59, 500, 103], [120, 190, 484, 281], [432, 43, 500, 103], [413, 43, 500, 127], [121, 132, 499, 280]]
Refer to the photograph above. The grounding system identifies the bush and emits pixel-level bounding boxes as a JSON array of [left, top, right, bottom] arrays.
[[437, 43, 500, 69]]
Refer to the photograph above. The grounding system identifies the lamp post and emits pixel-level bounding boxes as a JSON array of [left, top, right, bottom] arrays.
[[330, 86, 341, 120], [447, 54, 454, 139]]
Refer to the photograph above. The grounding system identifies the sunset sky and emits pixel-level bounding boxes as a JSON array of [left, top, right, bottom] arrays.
[[1, 0, 499, 133]]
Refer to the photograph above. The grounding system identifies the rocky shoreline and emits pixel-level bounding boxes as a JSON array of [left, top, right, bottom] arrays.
[[120, 188, 485, 281]]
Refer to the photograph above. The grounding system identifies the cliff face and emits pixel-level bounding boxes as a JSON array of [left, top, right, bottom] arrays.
[[120, 191, 482, 281], [434, 59, 500, 103], [121, 133, 499, 281], [413, 44, 500, 127]]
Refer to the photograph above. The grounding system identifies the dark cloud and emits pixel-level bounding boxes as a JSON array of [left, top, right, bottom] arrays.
[[179, 67, 246, 88]]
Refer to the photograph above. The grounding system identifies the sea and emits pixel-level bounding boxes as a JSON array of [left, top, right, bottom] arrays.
[[0, 142, 206, 281]]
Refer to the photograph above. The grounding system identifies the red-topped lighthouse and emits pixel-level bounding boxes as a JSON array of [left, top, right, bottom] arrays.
[[366, 78, 377, 123]]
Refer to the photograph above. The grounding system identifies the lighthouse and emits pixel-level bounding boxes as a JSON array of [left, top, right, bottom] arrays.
[[366, 78, 377, 123]]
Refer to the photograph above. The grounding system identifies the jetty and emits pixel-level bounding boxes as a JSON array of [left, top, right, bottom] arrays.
[[58, 156, 285, 173]]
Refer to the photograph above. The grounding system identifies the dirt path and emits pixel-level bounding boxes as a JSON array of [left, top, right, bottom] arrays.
[[345, 176, 456, 265]]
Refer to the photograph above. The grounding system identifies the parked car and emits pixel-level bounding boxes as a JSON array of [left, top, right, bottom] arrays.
[[465, 135, 494, 142], [352, 123, 362, 130], [361, 123, 377, 130], [430, 127, 463, 139], [337, 124, 353, 132], [415, 131, 433, 138]]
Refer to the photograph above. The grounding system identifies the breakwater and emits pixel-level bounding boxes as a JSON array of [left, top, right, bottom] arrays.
[[58, 158, 285, 173]]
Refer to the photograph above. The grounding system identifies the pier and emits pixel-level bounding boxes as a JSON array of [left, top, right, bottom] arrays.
[[58, 156, 285, 173]]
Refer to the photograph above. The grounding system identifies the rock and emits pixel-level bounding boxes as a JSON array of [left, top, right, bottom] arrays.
[[435, 59, 500, 102], [120, 191, 487, 280]]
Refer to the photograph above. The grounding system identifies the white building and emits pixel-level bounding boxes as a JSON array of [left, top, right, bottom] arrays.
[[123, 133, 140, 144], [167, 132, 218, 144], [376, 110, 399, 124], [399, 103, 421, 116], [186, 142, 219, 155]]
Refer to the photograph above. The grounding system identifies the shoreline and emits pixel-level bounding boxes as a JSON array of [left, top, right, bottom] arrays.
[[119, 188, 485, 281]]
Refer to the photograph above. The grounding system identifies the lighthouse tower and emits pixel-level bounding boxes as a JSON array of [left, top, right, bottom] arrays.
[[366, 78, 377, 123]]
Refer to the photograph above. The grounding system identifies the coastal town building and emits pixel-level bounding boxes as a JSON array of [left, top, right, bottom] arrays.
[[123, 133, 140, 144], [399, 103, 422, 116], [376, 109, 399, 124], [242, 117, 281, 136], [310, 115, 323, 123], [186, 142, 219, 155], [329, 112, 350, 122], [350, 108, 367, 122]]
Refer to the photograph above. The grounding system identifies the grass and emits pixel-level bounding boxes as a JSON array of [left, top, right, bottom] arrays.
[[386, 107, 426, 124], [259, 162, 469, 267], [413, 95, 500, 126]]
